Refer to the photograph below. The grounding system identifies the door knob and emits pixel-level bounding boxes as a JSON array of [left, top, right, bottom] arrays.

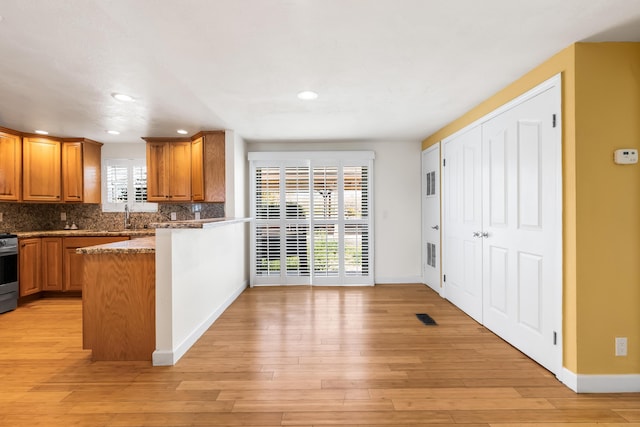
[[473, 232, 481, 238], [431, 225, 439, 230], [481, 232, 489, 238]]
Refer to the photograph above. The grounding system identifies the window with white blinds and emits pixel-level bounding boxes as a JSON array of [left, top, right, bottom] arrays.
[[250, 152, 374, 286], [102, 158, 158, 212]]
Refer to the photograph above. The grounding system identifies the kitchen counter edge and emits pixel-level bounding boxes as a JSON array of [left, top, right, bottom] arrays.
[[76, 236, 156, 254], [14, 229, 155, 238], [149, 217, 251, 229]]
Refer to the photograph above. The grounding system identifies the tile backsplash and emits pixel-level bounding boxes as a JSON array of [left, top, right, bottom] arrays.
[[0, 202, 224, 232]]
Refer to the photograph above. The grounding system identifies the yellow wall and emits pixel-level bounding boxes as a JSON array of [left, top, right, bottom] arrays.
[[574, 43, 640, 374], [422, 42, 640, 375]]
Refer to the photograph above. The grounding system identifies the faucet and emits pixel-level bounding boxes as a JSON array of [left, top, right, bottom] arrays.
[[124, 204, 131, 229]]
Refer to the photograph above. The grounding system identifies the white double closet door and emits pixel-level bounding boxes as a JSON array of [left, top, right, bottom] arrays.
[[443, 76, 562, 375]]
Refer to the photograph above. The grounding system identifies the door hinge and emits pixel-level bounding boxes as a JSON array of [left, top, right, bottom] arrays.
[[443, 158, 446, 167], [552, 114, 557, 128], [553, 331, 557, 345], [443, 274, 446, 283]]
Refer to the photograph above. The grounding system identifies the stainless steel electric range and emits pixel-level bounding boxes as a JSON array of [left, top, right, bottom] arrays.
[[0, 233, 18, 314]]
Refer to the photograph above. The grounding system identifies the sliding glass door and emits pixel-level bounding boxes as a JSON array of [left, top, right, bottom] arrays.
[[250, 152, 374, 286]]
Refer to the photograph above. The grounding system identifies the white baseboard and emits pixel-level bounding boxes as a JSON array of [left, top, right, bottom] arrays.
[[152, 280, 248, 367], [375, 276, 423, 284], [559, 367, 640, 393], [152, 350, 175, 366]]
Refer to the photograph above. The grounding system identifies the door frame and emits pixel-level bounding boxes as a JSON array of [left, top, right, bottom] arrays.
[[421, 142, 442, 295]]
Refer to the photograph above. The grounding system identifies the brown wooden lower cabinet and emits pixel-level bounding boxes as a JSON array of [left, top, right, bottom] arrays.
[[18, 236, 130, 296], [63, 237, 129, 291]]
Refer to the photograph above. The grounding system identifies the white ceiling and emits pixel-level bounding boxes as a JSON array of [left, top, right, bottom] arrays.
[[0, 0, 639, 144]]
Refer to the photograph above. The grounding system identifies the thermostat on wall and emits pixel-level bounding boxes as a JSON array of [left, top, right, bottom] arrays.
[[614, 149, 638, 164]]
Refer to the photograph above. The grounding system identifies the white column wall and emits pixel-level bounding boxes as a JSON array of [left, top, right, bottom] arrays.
[[153, 222, 249, 366]]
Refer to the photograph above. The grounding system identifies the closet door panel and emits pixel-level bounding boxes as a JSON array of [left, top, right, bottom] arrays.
[[481, 84, 561, 375], [442, 125, 483, 323]]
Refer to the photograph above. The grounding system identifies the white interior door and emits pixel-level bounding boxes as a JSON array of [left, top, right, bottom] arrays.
[[481, 84, 561, 374], [442, 126, 483, 323], [422, 143, 441, 293]]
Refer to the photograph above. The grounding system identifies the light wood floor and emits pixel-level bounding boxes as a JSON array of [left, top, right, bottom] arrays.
[[1, 284, 639, 426]]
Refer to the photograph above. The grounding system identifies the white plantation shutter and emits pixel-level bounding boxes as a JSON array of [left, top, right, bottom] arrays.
[[343, 166, 370, 277], [133, 165, 148, 203], [284, 166, 310, 278], [102, 159, 157, 212], [250, 152, 374, 286], [255, 166, 282, 277], [105, 164, 129, 204]]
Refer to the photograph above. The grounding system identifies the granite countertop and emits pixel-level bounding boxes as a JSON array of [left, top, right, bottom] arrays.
[[149, 217, 251, 229], [14, 229, 155, 238], [76, 236, 156, 254]]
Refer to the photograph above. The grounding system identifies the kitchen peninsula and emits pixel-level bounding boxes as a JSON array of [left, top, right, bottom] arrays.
[[79, 218, 250, 364]]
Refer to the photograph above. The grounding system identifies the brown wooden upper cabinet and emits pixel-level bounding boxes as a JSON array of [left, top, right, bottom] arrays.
[[22, 136, 62, 202], [144, 139, 192, 202], [62, 139, 103, 203], [191, 131, 225, 202], [0, 128, 22, 201]]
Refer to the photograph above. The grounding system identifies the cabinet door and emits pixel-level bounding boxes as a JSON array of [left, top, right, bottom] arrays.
[[192, 133, 225, 202], [81, 141, 102, 203], [23, 137, 61, 202], [64, 247, 84, 291], [202, 133, 225, 202], [64, 237, 129, 291], [42, 237, 63, 291], [168, 141, 191, 201], [146, 142, 170, 201], [19, 238, 42, 297], [191, 137, 204, 201], [0, 130, 22, 201], [62, 142, 84, 202]]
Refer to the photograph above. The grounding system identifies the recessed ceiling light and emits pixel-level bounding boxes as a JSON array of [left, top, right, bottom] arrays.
[[177, 129, 188, 135], [106, 130, 120, 135], [112, 93, 135, 102], [297, 90, 318, 100], [34, 130, 49, 135]]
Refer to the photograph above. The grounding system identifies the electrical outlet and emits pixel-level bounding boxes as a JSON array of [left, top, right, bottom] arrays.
[[615, 337, 627, 356], [170, 212, 177, 221], [195, 212, 201, 220], [61, 212, 67, 221], [0, 212, 3, 222]]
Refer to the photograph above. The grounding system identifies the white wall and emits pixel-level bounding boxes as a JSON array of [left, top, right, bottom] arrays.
[[225, 131, 248, 218], [101, 142, 146, 159], [246, 140, 422, 284]]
